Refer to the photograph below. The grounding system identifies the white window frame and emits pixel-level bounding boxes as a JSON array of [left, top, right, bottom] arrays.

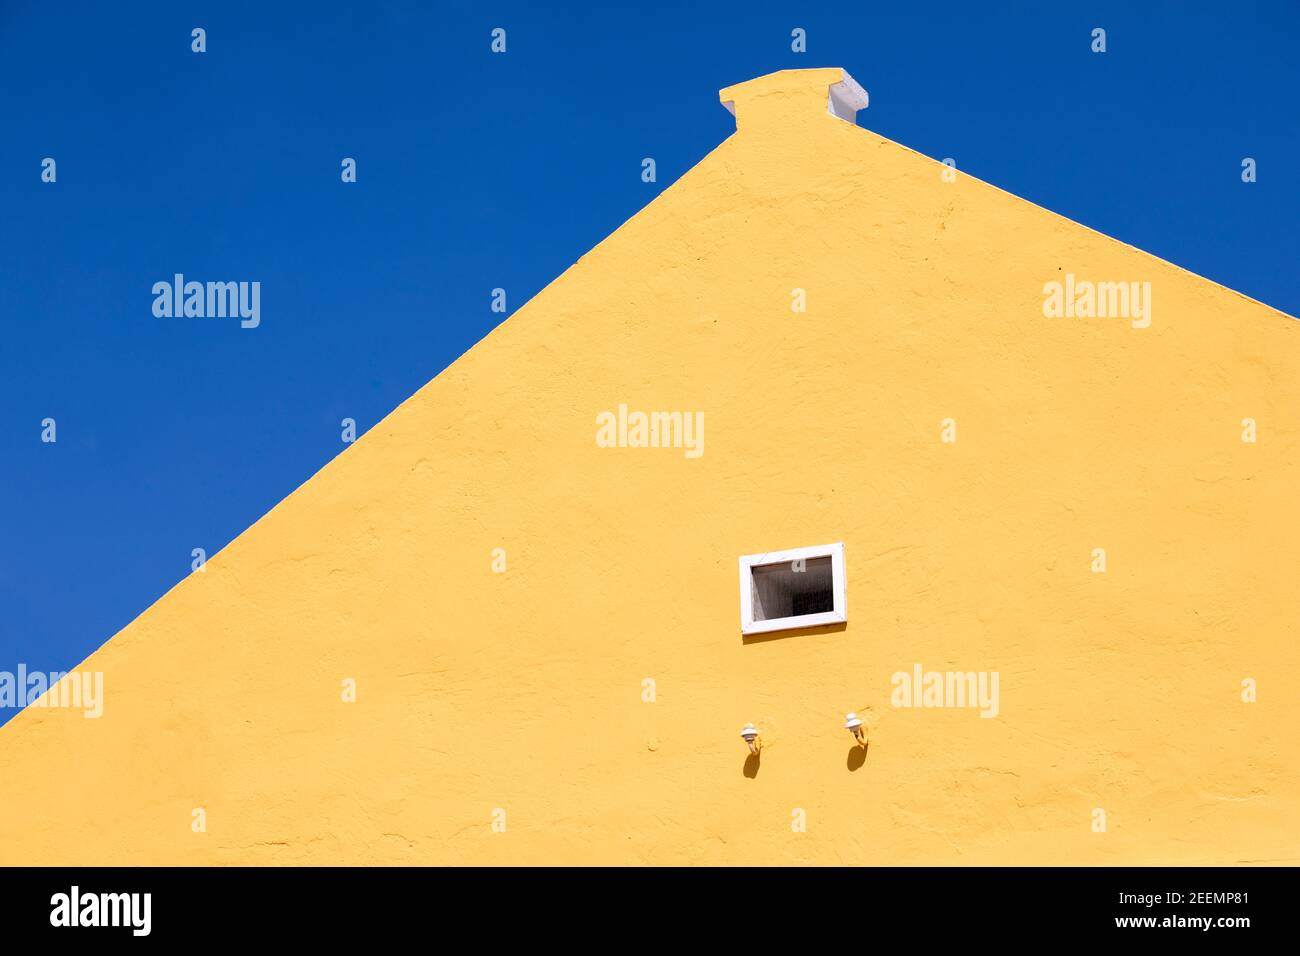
[[738, 542, 847, 635]]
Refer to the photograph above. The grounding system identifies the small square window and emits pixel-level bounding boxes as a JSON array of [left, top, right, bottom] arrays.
[[738, 543, 847, 635]]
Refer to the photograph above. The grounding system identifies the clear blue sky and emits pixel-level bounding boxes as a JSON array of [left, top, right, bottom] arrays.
[[2, 1, 1297, 724]]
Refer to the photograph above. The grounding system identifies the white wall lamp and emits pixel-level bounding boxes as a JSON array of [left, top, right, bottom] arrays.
[[844, 713, 867, 747], [740, 723, 761, 755]]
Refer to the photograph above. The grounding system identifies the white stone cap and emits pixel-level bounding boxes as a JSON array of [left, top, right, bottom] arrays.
[[828, 72, 869, 121]]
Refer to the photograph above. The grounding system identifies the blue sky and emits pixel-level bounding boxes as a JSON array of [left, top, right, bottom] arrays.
[[2, 1, 1297, 724]]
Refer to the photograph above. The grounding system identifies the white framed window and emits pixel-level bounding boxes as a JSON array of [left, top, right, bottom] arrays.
[[738, 542, 846, 635]]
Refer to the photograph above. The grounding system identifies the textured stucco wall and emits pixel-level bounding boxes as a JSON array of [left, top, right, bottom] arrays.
[[1, 69, 1297, 865]]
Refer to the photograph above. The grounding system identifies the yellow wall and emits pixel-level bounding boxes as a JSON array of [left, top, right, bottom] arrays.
[[2, 68, 1297, 865]]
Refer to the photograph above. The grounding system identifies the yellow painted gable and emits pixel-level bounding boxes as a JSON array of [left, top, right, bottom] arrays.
[[2, 69, 1297, 865]]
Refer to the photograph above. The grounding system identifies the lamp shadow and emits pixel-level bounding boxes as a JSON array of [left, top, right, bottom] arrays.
[[742, 621, 847, 646], [846, 742, 868, 772], [742, 753, 761, 778]]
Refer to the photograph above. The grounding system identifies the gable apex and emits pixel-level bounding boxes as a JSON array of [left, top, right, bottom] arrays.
[[720, 68, 869, 129]]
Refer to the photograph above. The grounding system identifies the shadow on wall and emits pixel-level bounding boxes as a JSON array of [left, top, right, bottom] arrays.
[[847, 741, 868, 772], [741, 621, 848, 646], [743, 741, 868, 776]]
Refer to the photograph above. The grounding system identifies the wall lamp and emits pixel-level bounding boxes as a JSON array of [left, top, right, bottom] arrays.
[[844, 713, 867, 747]]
